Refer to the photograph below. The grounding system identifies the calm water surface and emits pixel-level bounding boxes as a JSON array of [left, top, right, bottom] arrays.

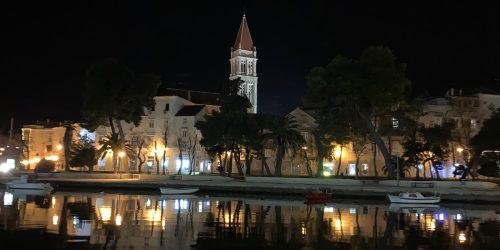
[[0, 189, 499, 250]]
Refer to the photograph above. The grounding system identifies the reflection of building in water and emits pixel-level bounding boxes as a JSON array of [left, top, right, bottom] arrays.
[[1, 192, 499, 249]]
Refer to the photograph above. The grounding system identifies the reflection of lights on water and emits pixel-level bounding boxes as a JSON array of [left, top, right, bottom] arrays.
[[456, 214, 462, 220], [162, 218, 166, 230], [52, 215, 59, 225], [115, 214, 122, 226], [51, 196, 56, 208], [335, 219, 342, 230], [324, 207, 334, 213], [174, 199, 188, 210], [426, 218, 436, 231], [3, 192, 13, 206], [100, 207, 112, 221], [73, 216, 80, 225], [301, 225, 306, 235], [458, 232, 466, 243], [435, 212, 445, 221], [349, 208, 356, 214], [198, 201, 203, 213], [147, 210, 162, 222]]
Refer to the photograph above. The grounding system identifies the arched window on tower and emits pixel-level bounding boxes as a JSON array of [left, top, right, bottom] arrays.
[[241, 62, 246, 73], [248, 63, 253, 74]]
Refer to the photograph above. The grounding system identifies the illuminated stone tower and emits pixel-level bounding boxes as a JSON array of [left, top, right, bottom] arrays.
[[229, 14, 258, 113]]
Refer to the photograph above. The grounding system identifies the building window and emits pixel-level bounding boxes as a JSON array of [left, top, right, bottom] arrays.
[[150, 105, 155, 112], [392, 118, 399, 128], [46, 145, 53, 152], [362, 164, 368, 175], [181, 129, 188, 137], [470, 119, 477, 129], [248, 63, 253, 74], [241, 62, 246, 73], [164, 104, 170, 113], [149, 120, 154, 129]]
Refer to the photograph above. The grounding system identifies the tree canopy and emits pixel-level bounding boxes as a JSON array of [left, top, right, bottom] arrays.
[[82, 58, 161, 132], [470, 108, 500, 154], [303, 46, 411, 178]]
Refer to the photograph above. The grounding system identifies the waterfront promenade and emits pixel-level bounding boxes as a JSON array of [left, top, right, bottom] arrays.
[[30, 175, 500, 204]]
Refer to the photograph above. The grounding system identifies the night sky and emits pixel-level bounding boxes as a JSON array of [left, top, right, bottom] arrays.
[[1, 1, 499, 131]]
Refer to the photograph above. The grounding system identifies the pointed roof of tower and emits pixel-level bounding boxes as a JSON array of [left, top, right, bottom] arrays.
[[232, 14, 255, 51]]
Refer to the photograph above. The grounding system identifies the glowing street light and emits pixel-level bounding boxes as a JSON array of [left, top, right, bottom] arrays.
[[456, 147, 464, 153], [115, 214, 122, 226], [56, 144, 63, 151], [118, 151, 126, 158]]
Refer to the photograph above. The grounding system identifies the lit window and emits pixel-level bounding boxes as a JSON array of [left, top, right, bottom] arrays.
[[470, 119, 477, 129], [149, 120, 154, 129], [362, 164, 368, 175], [392, 118, 399, 128]]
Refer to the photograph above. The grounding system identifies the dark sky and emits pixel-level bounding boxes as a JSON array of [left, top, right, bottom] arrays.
[[1, 1, 499, 131]]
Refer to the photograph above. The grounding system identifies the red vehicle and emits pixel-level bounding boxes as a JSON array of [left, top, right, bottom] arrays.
[[305, 190, 332, 204]]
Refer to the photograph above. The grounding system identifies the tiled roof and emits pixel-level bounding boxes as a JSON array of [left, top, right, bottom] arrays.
[[158, 88, 221, 105], [232, 15, 255, 51], [175, 105, 206, 117]]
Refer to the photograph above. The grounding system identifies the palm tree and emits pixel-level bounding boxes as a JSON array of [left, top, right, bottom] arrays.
[[97, 134, 134, 172], [267, 115, 305, 177]]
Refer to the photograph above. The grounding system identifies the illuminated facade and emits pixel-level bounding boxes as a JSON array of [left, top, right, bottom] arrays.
[[94, 92, 219, 174], [20, 121, 87, 170]]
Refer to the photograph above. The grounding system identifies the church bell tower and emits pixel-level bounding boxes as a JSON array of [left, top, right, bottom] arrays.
[[229, 14, 258, 113]]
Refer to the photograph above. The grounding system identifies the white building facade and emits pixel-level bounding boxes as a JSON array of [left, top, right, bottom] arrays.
[[94, 91, 219, 175]]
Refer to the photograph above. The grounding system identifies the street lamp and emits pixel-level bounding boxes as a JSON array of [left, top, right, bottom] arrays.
[[456, 147, 464, 153], [395, 152, 400, 186]]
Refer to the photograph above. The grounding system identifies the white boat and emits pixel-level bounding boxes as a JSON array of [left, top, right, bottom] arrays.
[[159, 187, 199, 195], [7, 175, 53, 191], [388, 203, 440, 213], [159, 194, 199, 200], [387, 192, 440, 204]]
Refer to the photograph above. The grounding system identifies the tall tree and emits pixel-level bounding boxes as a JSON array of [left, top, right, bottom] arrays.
[[470, 108, 500, 175], [196, 78, 255, 176], [82, 58, 160, 158], [303, 46, 411, 178], [267, 115, 305, 177]]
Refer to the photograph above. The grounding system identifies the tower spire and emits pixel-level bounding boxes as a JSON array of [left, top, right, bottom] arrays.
[[232, 14, 254, 51], [229, 14, 258, 113]]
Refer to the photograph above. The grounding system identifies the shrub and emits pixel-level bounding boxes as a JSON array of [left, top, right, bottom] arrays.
[[34, 159, 55, 173]]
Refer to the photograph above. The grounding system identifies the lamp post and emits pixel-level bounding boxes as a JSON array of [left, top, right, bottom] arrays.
[[118, 151, 126, 179], [395, 152, 400, 187]]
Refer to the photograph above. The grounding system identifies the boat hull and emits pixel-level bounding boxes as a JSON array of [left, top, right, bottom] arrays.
[[305, 192, 332, 204], [159, 187, 199, 195], [387, 194, 440, 204]]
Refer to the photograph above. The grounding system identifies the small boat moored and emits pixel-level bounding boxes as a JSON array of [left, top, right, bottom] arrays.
[[7, 175, 53, 191], [387, 192, 440, 204], [305, 189, 332, 204], [159, 187, 199, 195]]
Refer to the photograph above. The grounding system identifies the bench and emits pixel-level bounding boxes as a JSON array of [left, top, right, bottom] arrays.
[[410, 182, 435, 188]]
